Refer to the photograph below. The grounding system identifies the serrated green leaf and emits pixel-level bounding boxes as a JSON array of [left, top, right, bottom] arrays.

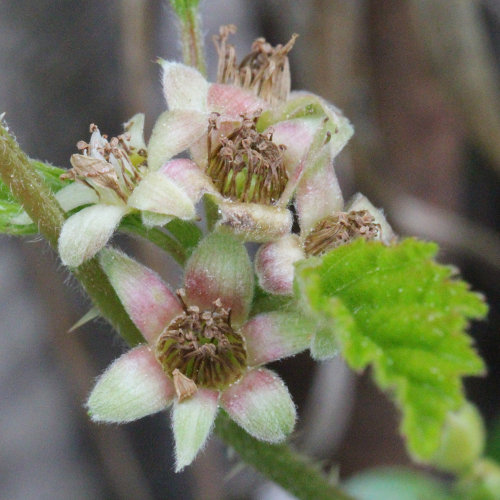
[[295, 238, 487, 461], [0, 160, 67, 235]]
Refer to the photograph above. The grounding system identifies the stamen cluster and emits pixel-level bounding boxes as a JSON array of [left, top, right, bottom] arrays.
[[304, 210, 381, 256], [214, 24, 297, 105], [155, 290, 247, 391], [206, 113, 288, 204], [61, 124, 145, 203]]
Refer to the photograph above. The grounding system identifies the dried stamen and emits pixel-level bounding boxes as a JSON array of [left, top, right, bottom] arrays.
[[214, 25, 297, 105], [155, 290, 247, 391], [206, 113, 288, 204], [61, 124, 145, 203], [304, 210, 381, 256]]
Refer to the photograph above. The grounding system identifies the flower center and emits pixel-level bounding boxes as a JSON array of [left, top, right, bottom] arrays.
[[206, 113, 288, 205], [214, 25, 297, 104], [61, 124, 146, 204], [154, 290, 247, 392], [304, 210, 381, 256]]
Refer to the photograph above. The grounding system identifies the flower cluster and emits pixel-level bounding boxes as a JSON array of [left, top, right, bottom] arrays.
[[61, 26, 395, 470]]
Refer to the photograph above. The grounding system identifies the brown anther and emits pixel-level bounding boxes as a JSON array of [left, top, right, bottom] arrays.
[[155, 296, 246, 390], [172, 369, 198, 402], [206, 112, 288, 205], [213, 25, 297, 105], [304, 210, 381, 256]]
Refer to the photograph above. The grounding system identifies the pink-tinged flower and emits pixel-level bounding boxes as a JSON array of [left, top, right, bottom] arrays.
[[147, 26, 354, 243], [56, 115, 203, 267], [255, 145, 396, 297], [87, 233, 311, 471]]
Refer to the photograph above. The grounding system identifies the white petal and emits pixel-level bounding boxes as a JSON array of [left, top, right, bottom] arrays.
[[172, 389, 219, 472], [56, 182, 99, 212], [346, 193, 396, 244], [148, 110, 208, 171], [161, 60, 208, 112], [87, 346, 175, 423], [58, 204, 127, 267], [159, 159, 217, 203], [128, 171, 196, 220], [220, 369, 296, 443], [123, 113, 147, 151], [216, 200, 293, 243]]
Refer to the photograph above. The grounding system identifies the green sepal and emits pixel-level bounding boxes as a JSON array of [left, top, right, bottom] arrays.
[[295, 238, 487, 461]]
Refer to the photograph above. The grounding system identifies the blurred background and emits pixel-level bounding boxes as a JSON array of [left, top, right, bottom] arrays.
[[0, 1, 499, 499]]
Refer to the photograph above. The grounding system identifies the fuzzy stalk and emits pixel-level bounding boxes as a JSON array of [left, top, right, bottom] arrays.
[[169, 0, 206, 75], [0, 123, 144, 346], [215, 412, 356, 500]]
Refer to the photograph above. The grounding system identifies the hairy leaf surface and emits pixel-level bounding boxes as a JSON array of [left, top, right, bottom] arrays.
[[295, 238, 487, 460]]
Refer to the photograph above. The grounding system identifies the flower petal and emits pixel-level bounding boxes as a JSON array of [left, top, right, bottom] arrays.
[[159, 159, 217, 203], [58, 204, 127, 267], [345, 193, 396, 244], [208, 83, 267, 117], [268, 118, 318, 177], [242, 312, 312, 366], [172, 389, 219, 472], [296, 156, 344, 237], [99, 247, 183, 344], [160, 60, 208, 112], [215, 200, 293, 243], [148, 109, 207, 171], [220, 368, 296, 443], [255, 234, 305, 295], [127, 170, 196, 220], [87, 346, 175, 423], [184, 232, 254, 327], [56, 182, 99, 212], [123, 113, 147, 152]]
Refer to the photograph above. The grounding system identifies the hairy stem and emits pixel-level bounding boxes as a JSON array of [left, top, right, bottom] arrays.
[[0, 122, 144, 345], [215, 413, 356, 500], [170, 0, 206, 74], [0, 123, 64, 247]]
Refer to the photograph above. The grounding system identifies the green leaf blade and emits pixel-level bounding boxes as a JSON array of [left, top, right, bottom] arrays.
[[295, 238, 487, 461]]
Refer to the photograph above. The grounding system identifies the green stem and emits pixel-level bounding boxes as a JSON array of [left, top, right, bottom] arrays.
[[120, 216, 187, 266], [170, 0, 206, 74], [0, 123, 64, 247], [215, 413, 356, 500], [0, 122, 144, 345]]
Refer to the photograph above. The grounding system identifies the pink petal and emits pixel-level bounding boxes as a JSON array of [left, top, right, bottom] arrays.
[[268, 119, 317, 178], [208, 84, 268, 117], [159, 159, 217, 203], [296, 159, 344, 237], [87, 346, 175, 423], [242, 312, 312, 366], [99, 248, 183, 344], [184, 232, 254, 327], [255, 234, 305, 295], [220, 368, 296, 443]]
